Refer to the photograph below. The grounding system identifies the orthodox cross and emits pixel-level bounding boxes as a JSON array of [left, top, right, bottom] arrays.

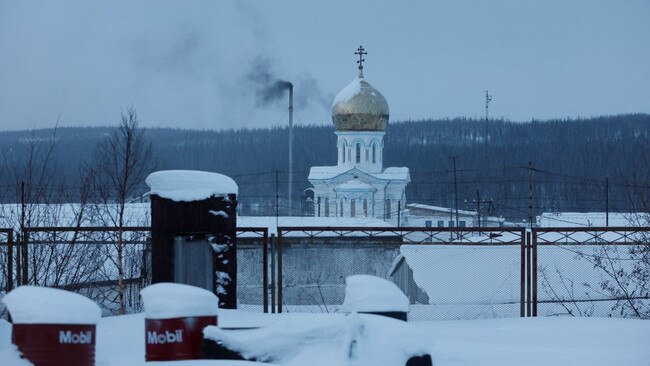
[[355, 45, 367, 69]]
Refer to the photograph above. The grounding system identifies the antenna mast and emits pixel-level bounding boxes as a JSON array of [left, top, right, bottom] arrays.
[[484, 90, 492, 147]]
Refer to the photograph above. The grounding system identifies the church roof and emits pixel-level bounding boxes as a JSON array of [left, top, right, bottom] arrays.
[[308, 166, 410, 182]]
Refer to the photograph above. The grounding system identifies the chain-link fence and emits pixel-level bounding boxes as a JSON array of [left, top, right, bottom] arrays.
[[1, 226, 270, 318], [533, 227, 650, 318], [275, 227, 526, 321]]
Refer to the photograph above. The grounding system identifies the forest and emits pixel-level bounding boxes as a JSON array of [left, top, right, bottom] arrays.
[[0, 113, 648, 221]]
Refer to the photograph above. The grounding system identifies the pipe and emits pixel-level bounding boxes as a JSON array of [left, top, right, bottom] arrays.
[[288, 83, 293, 216]]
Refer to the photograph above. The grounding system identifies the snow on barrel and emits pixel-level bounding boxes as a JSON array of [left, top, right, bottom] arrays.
[[1, 286, 101, 366], [340, 275, 410, 321], [141, 283, 219, 361]]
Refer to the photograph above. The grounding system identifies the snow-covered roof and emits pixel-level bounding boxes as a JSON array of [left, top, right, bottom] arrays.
[[407, 203, 505, 223], [238, 216, 393, 237], [537, 212, 648, 227], [308, 166, 410, 181], [146, 170, 238, 202], [340, 275, 409, 312]]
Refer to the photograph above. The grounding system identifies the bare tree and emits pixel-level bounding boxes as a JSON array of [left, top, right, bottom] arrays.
[[87, 107, 154, 314]]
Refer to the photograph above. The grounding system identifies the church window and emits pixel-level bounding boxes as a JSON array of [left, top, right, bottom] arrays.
[[324, 198, 330, 217], [425, 220, 432, 228], [340, 199, 344, 217], [437, 220, 444, 227], [350, 198, 356, 217], [372, 144, 376, 164], [385, 199, 392, 219], [341, 142, 346, 163], [355, 143, 361, 163], [363, 199, 368, 217], [365, 148, 369, 162]]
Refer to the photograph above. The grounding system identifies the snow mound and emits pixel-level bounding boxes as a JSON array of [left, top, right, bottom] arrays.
[[146, 170, 238, 202], [340, 275, 409, 313], [204, 313, 431, 366], [141, 283, 219, 319], [1, 286, 101, 324]]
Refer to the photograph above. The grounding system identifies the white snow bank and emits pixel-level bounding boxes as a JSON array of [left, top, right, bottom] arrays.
[[204, 313, 431, 366], [140, 283, 219, 319], [340, 275, 409, 313], [332, 77, 363, 106], [92, 310, 650, 366], [146, 170, 238, 202], [1, 286, 101, 324]]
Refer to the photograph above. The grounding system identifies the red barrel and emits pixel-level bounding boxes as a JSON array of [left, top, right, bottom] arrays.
[[145, 315, 217, 361], [12, 324, 96, 366]]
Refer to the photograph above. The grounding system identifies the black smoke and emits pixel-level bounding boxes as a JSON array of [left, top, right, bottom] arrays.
[[246, 57, 329, 110]]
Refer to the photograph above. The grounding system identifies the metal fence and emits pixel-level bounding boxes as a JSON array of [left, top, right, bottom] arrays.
[[532, 227, 650, 318], [2, 225, 649, 320], [275, 227, 526, 321], [1, 226, 269, 317]]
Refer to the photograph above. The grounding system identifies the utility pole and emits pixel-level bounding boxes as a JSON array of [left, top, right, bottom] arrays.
[[476, 190, 481, 227], [605, 176, 609, 227], [528, 162, 534, 230], [485, 90, 492, 147], [275, 170, 279, 230], [449, 156, 460, 228], [287, 84, 294, 216]]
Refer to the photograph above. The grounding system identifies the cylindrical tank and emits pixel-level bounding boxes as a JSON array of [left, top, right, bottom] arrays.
[[1, 286, 101, 366]]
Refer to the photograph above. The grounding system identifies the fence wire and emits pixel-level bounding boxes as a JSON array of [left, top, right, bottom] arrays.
[[276, 227, 525, 320], [534, 228, 650, 318]]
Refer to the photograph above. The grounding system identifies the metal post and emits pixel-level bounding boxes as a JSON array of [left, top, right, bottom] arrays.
[[476, 190, 481, 227], [605, 176, 609, 227], [520, 229, 525, 317], [7, 231, 14, 292], [262, 231, 269, 313], [270, 234, 275, 314], [288, 85, 294, 216], [526, 231, 532, 317], [22, 231, 29, 285], [15, 234, 21, 286], [528, 162, 534, 230], [532, 230, 538, 317], [277, 230, 283, 314]]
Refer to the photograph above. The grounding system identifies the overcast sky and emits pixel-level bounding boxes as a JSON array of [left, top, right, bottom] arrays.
[[1, 0, 649, 131]]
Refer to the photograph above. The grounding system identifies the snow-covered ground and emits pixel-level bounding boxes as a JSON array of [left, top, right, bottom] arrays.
[[1, 310, 649, 366]]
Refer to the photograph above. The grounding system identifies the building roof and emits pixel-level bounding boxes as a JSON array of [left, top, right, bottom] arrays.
[[537, 212, 648, 227], [308, 166, 410, 182]]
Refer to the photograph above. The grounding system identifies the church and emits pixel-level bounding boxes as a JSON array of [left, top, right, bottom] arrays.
[[308, 47, 410, 224]]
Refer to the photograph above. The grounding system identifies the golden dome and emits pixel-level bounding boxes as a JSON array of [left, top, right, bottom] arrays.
[[332, 69, 389, 132]]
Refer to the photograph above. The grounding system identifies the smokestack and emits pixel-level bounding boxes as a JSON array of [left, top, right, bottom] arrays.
[[288, 83, 293, 216]]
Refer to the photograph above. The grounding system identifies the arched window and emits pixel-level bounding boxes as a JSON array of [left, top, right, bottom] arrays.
[[355, 143, 361, 163], [350, 198, 356, 217], [363, 199, 368, 217], [385, 199, 392, 219], [340, 199, 344, 217], [372, 143, 376, 164], [341, 142, 346, 163], [324, 198, 330, 217]]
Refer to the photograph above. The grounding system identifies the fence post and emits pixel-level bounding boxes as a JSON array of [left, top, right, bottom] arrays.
[[277, 230, 283, 314], [270, 234, 275, 314], [263, 230, 269, 314], [7, 231, 14, 292], [532, 229, 538, 317], [526, 231, 531, 317], [22, 231, 29, 285], [520, 229, 525, 317]]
